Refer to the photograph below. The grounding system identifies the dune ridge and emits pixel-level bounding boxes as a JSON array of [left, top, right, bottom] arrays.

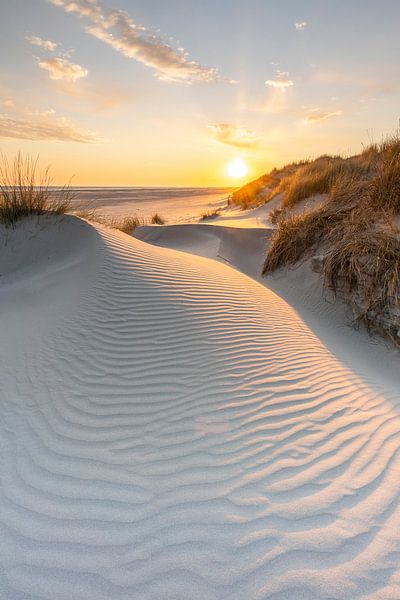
[[1, 217, 400, 598]]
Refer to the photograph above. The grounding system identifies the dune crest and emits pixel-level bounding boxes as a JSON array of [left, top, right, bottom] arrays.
[[1, 217, 400, 599]]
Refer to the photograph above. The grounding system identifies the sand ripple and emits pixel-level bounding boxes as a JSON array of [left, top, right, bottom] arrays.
[[1, 220, 400, 599]]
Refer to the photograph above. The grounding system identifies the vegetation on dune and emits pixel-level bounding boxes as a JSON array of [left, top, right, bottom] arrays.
[[0, 153, 72, 227], [274, 156, 370, 208], [73, 211, 167, 233], [200, 208, 220, 220], [151, 213, 166, 225], [113, 215, 145, 233], [259, 134, 400, 344], [230, 174, 275, 209], [263, 171, 366, 273], [231, 136, 400, 211], [324, 222, 400, 339]]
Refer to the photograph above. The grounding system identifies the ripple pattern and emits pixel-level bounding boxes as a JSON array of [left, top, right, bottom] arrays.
[[1, 223, 400, 599]]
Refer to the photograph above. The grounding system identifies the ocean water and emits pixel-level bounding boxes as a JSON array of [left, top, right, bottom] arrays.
[[68, 187, 235, 222]]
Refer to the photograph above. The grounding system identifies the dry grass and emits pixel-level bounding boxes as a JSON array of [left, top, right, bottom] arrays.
[[269, 206, 284, 224], [263, 135, 400, 274], [73, 210, 145, 233], [277, 156, 370, 209], [113, 215, 144, 233], [367, 147, 400, 213], [261, 133, 400, 344], [73, 211, 168, 233], [200, 208, 220, 220], [0, 153, 73, 227], [231, 174, 274, 208], [323, 221, 400, 337], [263, 172, 363, 274], [151, 213, 165, 225]]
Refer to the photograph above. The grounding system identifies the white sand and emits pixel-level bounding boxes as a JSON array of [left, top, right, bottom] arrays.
[[70, 187, 232, 223], [1, 207, 400, 599]]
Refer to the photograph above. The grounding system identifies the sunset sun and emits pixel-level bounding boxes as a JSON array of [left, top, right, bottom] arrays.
[[227, 158, 248, 179]]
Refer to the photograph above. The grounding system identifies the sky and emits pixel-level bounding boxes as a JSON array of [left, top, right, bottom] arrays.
[[1, 0, 400, 186]]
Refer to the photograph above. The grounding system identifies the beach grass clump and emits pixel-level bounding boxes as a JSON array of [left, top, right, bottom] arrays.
[[269, 206, 284, 224], [279, 156, 370, 208], [200, 208, 220, 220], [263, 212, 320, 273], [0, 152, 73, 227], [151, 213, 165, 225], [323, 220, 400, 336], [231, 174, 274, 208], [112, 215, 144, 233], [263, 172, 364, 273], [261, 133, 400, 344], [366, 144, 400, 213]]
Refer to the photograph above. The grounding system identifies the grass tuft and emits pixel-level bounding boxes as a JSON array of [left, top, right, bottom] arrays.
[[0, 152, 73, 227], [200, 209, 220, 220], [323, 221, 400, 337], [261, 133, 400, 344], [151, 213, 165, 225], [111, 215, 144, 233]]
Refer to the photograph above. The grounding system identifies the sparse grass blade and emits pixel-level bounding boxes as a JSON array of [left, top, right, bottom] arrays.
[[0, 152, 73, 227]]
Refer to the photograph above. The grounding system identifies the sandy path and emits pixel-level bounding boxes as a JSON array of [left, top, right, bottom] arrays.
[[1, 217, 400, 599]]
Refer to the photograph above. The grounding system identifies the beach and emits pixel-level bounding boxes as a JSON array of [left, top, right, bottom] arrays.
[[69, 187, 234, 223]]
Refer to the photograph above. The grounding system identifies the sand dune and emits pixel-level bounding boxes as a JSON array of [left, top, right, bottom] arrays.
[[2, 216, 400, 599]]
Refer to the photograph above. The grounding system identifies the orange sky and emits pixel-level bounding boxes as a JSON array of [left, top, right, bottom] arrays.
[[1, 0, 400, 185]]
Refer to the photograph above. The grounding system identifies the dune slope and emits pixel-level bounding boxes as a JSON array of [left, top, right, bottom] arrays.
[[1, 217, 400, 599]]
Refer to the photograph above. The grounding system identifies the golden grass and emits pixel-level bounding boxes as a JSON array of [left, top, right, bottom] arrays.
[[200, 208, 220, 220], [323, 221, 400, 337], [151, 213, 166, 225], [279, 157, 370, 208], [367, 148, 400, 213], [0, 153, 73, 227], [231, 173, 281, 208], [73, 211, 168, 233], [113, 215, 144, 233], [263, 172, 363, 274], [262, 134, 400, 343], [231, 137, 398, 211]]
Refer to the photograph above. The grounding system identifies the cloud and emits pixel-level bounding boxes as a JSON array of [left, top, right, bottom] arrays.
[[37, 57, 88, 82], [3, 98, 15, 108], [265, 70, 294, 91], [27, 35, 58, 52], [50, 0, 220, 83], [0, 100, 97, 142], [209, 123, 260, 149], [295, 21, 307, 31], [304, 109, 343, 123]]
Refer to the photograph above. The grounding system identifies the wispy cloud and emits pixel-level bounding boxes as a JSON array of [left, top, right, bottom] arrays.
[[304, 109, 343, 123], [265, 70, 294, 91], [50, 0, 220, 83], [0, 114, 96, 142], [295, 21, 307, 31], [209, 123, 260, 149], [37, 57, 88, 82], [27, 35, 58, 51], [0, 96, 97, 142]]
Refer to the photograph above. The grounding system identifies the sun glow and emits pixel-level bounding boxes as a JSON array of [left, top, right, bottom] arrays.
[[227, 158, 248, 179]]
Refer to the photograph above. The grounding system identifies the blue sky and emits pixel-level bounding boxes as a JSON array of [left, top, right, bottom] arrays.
[[1, 0, 400, 185]]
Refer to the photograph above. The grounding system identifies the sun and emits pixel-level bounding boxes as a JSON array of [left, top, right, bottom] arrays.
[[227, 158, 248, 179]]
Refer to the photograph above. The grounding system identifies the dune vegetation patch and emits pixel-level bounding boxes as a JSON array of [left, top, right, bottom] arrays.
[[200, 208, 220, 220], [231, 135, 400, 211], [72, 211, 167, 234], [151, 213, 166, 225], [0, 153, 73, 227], [258, 134, 400, 344]]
